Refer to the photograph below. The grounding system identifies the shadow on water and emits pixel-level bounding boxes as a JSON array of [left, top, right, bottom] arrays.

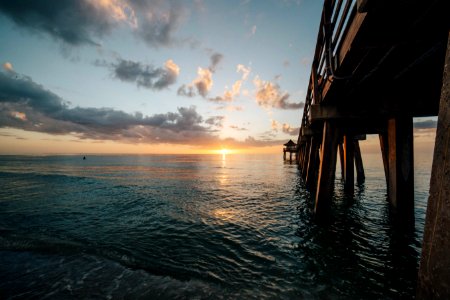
[[293, 176, 419, 299]]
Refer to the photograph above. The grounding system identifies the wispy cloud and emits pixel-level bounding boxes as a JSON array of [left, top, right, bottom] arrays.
[[230, 125, 248, 131], [2, 62, 13, 72], [205, 116, 225, 128], [253, 76, 304, 110], [282, 123, 300, 135], [97, 58, 180, 90], [177, 52, 223, 99]]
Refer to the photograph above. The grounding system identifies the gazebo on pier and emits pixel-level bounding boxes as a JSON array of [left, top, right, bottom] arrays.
[[283, 140, 297, 162]]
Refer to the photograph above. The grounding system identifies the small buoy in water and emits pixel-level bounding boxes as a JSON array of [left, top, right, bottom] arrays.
[[83, 156, 86, 160]]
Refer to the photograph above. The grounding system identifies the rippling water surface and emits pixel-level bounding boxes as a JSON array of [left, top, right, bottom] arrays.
[[0, 152, 432, 299]]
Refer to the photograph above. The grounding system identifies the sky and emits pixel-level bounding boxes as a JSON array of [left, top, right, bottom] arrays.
[[0, 0, 437, 155]]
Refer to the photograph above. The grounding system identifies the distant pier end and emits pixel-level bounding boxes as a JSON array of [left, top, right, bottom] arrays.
[[283, 139, 297, 162]]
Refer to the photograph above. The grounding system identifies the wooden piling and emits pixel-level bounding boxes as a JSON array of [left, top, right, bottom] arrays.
[[417, 32, 450, 299], [302, 140, 311, 179], [306, 136, 320, 189], [354, 141, 365, 184], [379, 133, 389, 189], [338, 143, 345, 180], [387, 116, 414, 214], [315, 121, 339, 214], [343, 135, 355, 194]]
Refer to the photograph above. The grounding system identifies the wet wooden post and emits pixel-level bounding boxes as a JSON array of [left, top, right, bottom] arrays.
[[302, 139, 311, 179], [354, 141, 365, 184], [315, 121, 339, 214], [343, 135, 355, 194], [417, 32, 450, 299], [338, 143, 345, 179], [306, 136, 319, 189], [379, 132, 389, 189], [387, 116, 414, 214]]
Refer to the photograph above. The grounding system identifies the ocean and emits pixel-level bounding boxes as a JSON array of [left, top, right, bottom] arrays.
[[0, 151, 433, 299]]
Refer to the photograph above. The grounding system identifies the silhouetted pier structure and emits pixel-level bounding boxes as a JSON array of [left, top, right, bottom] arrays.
[[283, 140, 297, 162], [295, 0, 449, 297]]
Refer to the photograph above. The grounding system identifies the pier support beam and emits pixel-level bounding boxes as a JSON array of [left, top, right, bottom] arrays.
[[315, 121, 339, 215], [339, 143, 345, 179], [379, 133, 390, 189], [302, 140, 311, 179], [306, 136, 320, 189], [354, 141, 365, 184], [387, 116, 414, 215], [417, 32, 450, 299], [343, 135, 355, 194]]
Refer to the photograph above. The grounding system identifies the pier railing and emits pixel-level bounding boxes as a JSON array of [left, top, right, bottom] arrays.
[[300, 0, 358, 137]]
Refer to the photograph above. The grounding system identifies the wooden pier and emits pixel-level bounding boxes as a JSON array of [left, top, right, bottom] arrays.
[[283, 139, 297, 162], [295, 0, 449, 297]]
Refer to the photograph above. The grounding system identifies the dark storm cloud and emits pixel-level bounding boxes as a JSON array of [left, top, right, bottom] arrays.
[[0, 0, 184, 47], [97, 58, 180, 90]]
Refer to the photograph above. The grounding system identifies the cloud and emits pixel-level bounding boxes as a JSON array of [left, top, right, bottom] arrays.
[[205, 64, 251, 103], [271, 119, 279, 131], [178, 52, 223, 98], [237, 64, 251, 80], [215, 105, 244, 111], [98, 58, 180, 90], [209, 52, 223, 72], [413, 120, 437, 129], [177, 52, 225, 99], [205, 116, 225, 127], [3, 62, 13, 72], [177, 84, 196, 97], [282, 123, 300, 136], [193, 67, 213, 97], [253, 76, 304, 110], [0, 69, 285, 148], [230, 125, 248, 131], [0, 69, 218, 144], [0, 0, 185, 48]]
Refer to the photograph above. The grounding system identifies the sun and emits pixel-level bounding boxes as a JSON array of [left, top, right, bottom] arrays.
[[219, 148, 229, 155]]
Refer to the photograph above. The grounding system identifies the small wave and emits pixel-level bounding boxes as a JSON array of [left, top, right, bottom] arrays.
[[0, 250, 224, 300]]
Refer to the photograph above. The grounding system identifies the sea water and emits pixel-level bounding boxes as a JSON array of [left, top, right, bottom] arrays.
[[0, 151, 433, 299]]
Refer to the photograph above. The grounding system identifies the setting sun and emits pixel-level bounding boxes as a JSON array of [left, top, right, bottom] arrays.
[[219, 149, 230, 155]]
